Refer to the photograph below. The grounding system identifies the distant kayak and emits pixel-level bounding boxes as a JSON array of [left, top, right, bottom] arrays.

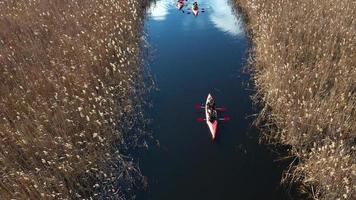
[[177, 1, 184, 10], [192, 6, 199, 16]]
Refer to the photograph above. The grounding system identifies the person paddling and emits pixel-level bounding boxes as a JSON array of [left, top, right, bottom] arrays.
[[207, 97, 217, 122], [192, 1, 199, 11], [177, 0, 184, 10]]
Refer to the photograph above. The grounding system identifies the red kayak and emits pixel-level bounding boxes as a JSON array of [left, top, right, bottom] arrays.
[[205, 94, 218, 140], [177, 1, 184, 10], [192, 7, 199, 16], [196, 94, 229, 140]]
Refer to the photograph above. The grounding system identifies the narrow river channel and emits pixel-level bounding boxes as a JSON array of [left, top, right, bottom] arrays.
[[138, 0, 290, 199]]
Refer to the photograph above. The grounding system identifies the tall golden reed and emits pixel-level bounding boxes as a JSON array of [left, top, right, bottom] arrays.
[[0, 0, 149, 199], [235, 0, 355, 199]]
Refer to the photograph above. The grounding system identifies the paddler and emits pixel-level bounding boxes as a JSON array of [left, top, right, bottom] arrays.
[[192, 1, 199, 11], [177, 0, 184, 9], [207, 98, 216, 122]]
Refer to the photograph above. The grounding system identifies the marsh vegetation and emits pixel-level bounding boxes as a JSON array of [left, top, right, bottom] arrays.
[[235, 0, 355, 199], [1, 0, 354, 199], [0, 0, 150, 198]]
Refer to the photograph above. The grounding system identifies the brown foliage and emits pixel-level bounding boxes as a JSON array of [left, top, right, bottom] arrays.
[[235, 0, 355, 199], [0, 0, 149, 199]]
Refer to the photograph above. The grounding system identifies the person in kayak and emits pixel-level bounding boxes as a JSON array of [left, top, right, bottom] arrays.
[[207, 98, 217, 122], [177, 0, 184, 10], [192, 1, 199, 10], [209, 110, 217, 122], [207, 98, 215, 110]]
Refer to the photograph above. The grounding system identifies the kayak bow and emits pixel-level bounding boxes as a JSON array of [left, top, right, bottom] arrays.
[[192, 6, 199, 16]]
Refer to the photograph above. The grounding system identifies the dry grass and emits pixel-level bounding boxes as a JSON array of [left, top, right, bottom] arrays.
[[0, 0, 150, 199], [234, 0, 355, 199]]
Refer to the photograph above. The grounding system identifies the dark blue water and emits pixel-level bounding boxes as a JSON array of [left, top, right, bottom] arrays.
[[139, 0, 289, 199]]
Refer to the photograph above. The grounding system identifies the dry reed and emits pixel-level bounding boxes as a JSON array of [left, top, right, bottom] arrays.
[[234, 0, 355, 199], [0, 0, 150, 199]]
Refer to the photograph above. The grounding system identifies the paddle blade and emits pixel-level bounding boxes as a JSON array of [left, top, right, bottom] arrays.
[[216, 107, 227, 112], [223, 116, 231, 121], [195, 103, 204, 110], [196, 118, 205, 122], [219, 116, 230, 121]]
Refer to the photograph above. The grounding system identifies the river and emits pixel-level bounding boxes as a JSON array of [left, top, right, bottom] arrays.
[[138, 0, 290, 199]]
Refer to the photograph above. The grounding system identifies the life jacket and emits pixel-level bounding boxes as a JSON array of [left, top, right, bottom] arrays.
[[193, 4, 198, 10], [209, 110, 217, 122]]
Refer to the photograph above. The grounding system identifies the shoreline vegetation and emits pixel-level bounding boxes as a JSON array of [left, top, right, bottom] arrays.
[[235, 0, 355, 199], [0, 0, 150, 199]]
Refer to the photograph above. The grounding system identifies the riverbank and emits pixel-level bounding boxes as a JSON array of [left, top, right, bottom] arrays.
[[0, 0, 150, 198], [234, 0, 355, 199]]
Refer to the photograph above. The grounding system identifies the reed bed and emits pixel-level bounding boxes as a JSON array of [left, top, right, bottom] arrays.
[[235, 0, 355, 199], [0, 0, 150, 199]]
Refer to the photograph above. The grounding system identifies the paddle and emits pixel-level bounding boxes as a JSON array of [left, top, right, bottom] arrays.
[[186, 7, 206, 14], [197, 116, 230, 122], [187, 7, 205, 10], [196, 118, 205, 122], [216, 107, 227, 112], [219, 116, 231, 121], [195, 103, 227, 112], [195, 103, 204, 110]]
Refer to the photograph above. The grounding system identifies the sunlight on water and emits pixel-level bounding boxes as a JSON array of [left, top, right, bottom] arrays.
[[147, 0, 244, 36], [148, 0, 170, 21], [208, 0, 244, 36]]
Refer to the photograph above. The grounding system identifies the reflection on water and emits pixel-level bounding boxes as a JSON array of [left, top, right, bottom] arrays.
[[148, 0, 170, 21], [208, 0, 244, 36], [148, 0, 244, 36]]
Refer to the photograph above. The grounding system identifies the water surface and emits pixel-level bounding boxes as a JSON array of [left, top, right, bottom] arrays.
[[139, 0, 289, 199]]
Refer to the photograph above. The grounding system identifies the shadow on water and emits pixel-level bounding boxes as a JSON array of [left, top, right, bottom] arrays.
[[138, 0, 292, 199]]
